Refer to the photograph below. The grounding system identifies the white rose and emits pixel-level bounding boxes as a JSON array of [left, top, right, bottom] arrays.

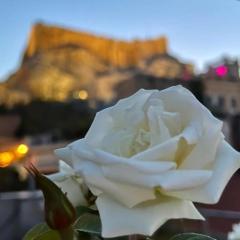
[[48, 160, 88, 207], [55, 86, 240, 238]]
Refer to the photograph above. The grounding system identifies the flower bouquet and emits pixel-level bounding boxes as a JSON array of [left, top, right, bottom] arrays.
[[24, 86, 240, 240]]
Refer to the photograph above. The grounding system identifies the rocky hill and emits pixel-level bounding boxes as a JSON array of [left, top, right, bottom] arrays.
[[1, 23, 192, 106], [24, 23, 168, 67]]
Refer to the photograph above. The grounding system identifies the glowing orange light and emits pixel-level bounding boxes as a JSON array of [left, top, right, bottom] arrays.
[[16, 144, 29, 155], [0, 144, 29, 168], [74, 90, 88, 100], [0, 152, 14, 167]]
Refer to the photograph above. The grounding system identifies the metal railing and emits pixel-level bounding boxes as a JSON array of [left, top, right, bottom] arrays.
[[0, 191, 44, 240], [0, 191, 239, 240]]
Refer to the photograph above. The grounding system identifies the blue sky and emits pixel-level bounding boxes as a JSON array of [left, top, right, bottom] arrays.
[[1, 0, 240, 80]]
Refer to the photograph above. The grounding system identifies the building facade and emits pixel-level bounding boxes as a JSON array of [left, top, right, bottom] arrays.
[[203, 58, 240, 115]]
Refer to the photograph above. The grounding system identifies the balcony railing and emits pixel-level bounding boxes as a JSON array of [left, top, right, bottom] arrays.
[[0, 191, 239, 240]]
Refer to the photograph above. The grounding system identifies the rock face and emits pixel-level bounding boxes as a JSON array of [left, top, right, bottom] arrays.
[[1, 23, 192, 106], [24, 23, 168, 67]]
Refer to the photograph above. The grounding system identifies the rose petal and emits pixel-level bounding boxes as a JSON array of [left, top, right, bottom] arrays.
[[111, 88, 155, 122], [147, 105, 171, 146], [48, 170, 67, 182], [109, 89, 152, 128], [130, 125, 200, 163], [85, 89, 154, 148], [180, 121, 223, 169], [96, 194, 204, 238], [98, 90, 155, 156], [68, 154, 156, 208], [158, 85, 221, 129], [54, 177, 88, 207], [156, 170, 212, 191], [165, 141, 240, 203], [102, 164, 212, 190], [47, 161, 75, 182], [131, 136, 179, 162], [47, 161, 88, 207], [59, 160, 75, 175], [55, 139, 96, 165], [56, 141, 156, 207], [161, 111, 182, 136], [131, 117, 206, 162], [93, 149, 176, 173], [55, 147, 73, 166], [70, 145, 209, 193], [61, 139, 177, 175], [85, 108, 114, 147], [101, 129, 135, 157], [181, 121, 202, 144]]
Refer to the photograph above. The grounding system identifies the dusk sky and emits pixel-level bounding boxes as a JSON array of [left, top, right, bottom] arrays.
[[1, 0, 240, 80]]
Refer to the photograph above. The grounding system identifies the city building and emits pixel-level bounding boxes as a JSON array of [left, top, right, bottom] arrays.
[[203, 58, 240, 115]]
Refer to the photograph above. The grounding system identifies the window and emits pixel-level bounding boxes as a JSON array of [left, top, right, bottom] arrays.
[[204, 96, 211, 106], [218, 96, 225, 108], [231, 98, 237, 108]]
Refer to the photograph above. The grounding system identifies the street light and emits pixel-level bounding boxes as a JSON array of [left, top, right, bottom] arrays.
[[0, 144, 29, 168]]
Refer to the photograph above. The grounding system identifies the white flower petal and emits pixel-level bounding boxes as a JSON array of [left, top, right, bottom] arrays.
[[103, 164, 212, 190], [85, 89, 154, 148], [131, 120, 204, 163], [69, 139, 97, 160], [57, 143, 155, 207], [161, 111, 182, 136], [157, 170, 212, 191], [131, 136, 179, 162], [165, 141, 240, 203], [85, 108, 114, 147], [101, 129, 135, 157], [72, 159, 156, 208], [96, 195, 204, 238], [54, 147, 73, 167], [129, 132, 196, 164], [47, 172, 67, 182], [47, 160, 88, 207], [180, 121, 223, 169], [54, 177, 88, 207], [158, 85, 221, 128], [93, 149, 176, 173], [181, 121, 202, 144], [59, 160, 75, 175], [111, 89, 154, 122], [147, 105, 171, 146]]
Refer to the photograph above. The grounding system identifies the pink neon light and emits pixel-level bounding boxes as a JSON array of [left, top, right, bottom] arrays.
[[215, 65, 228, 77]]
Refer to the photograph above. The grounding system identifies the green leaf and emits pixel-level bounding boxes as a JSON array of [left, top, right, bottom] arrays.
[[77, 231, 102, 240], [106, 237, 130, 240], [23, 223, 49, 240], [76, 205, 99, 217], [169, 233, 216, 240], [74, 213, 101, 235], [34, 231, 60, 240], [23, 223, 60, 240]]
